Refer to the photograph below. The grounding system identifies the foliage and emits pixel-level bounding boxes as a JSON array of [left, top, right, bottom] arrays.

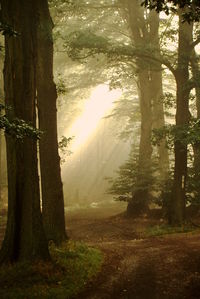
[[161, 92, 176, 110], [0, 22, 18, 36], [0, 117, 42, 140], [56, 75, 68, 95], [0, 241, 103, 299], [58, 136, 73, 163], [145, 223, 197, 237], [0, 104, 42, 139], [65, 29, 166, 65], [152, 119, 200, 149], [106, 155, 135, 202], [106, 147, 156, 202], [186, 167, 200, 205], [142, 0, 200, 22], [64, 30, 110, 60]]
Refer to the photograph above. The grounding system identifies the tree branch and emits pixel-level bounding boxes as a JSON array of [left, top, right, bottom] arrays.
[[66, 31, 176, 77], [190, 36, 200, 48]]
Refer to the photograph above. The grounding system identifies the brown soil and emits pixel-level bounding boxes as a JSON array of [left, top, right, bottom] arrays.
[[1, 205, 200, 298], [66, 206, 200, 299]]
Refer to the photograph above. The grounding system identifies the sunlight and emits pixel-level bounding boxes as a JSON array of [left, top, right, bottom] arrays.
[[66, 84, 122, 152]]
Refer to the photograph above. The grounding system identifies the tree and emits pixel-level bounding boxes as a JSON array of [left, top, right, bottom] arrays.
[[122, 0, 169, 216], [189, 46, 200, 204], [142, 0, 200, 228], [35, 0, 67, 245], [170, 14, 193, 224], [0, 0, 50, 263], [0, 49, 4, 205], [53, 0, 200, 224], [142, 0, 200, 22]]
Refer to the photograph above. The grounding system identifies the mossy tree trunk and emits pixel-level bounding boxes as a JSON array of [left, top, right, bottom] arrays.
[[0, 0, 50, 263], [35, 0, 67, 244]]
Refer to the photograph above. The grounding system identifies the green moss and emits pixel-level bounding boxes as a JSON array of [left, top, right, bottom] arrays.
[[144, 224, 198, 237], [0, 241, 103, 299]]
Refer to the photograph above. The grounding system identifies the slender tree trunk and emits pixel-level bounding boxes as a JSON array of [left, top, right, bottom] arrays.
[[0, 0, 49, 263], [127, 69, 153, 216], [0, 128, 1, 205], [149, 11, 169, 182], [35, 0, 67, 244], [0, 49, 4, 207], [170, 15, 193, 225], [191, 49, 200, 200], [151, 70, 169, 180]]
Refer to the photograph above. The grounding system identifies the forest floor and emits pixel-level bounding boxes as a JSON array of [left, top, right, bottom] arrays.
[[66, 203, 200, 299], [1, 203, 200, 298]]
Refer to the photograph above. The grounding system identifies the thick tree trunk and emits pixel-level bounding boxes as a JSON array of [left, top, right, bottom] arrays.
[[0, 0, 49, 263], [170, 16, 193, 225], [35, 0, 67, 244], [126, 0, 152, 216], [126, 1, 167, 216]]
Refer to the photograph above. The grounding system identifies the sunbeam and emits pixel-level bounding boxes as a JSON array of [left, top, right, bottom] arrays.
[[65, 84, 122, 152]]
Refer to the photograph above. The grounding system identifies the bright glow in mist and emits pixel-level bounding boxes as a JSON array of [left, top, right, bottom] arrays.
[[66, 84, 122, 152]]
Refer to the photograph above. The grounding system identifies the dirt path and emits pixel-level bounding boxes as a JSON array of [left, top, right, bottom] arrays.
[[1, 205, 200, 298], [66, 207, 200, 299]]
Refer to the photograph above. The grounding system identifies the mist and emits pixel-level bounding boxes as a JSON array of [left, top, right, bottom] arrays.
[[1, 1, 200, 298]]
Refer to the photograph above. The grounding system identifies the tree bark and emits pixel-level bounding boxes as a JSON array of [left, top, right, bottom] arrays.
[[0, 48, 4, 206], [149, 11, 169, 182], [127, 69, 153, 216], [0, 123, 1, 205], [35, 0, 67, 244], [126, 1, 168, 216], [191, 49, 200, 201], [0, 0, 50, 263], [126, 0, 152, 216], [170, 15, 193, 225]]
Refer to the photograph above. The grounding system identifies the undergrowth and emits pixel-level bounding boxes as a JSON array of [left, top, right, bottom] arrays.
[[0, 241, 103, 299], [145, 224, 198, 237]]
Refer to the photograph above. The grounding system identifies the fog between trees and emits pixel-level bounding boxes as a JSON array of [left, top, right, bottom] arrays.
[[0, 0, 200, 264], [49, 0, 200, 225]]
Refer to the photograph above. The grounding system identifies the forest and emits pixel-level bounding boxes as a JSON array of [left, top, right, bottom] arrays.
[[1, 0, 200, 298]]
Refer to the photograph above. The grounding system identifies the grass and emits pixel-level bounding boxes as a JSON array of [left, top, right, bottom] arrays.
[[144, 224, 198, 237], [0, 241, 103, 299]]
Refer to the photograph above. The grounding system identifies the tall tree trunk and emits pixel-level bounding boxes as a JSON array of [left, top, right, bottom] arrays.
[[127, 70, 153, 216], [0, 125, 2, 206], [0, 48, 4, 207], [0, 0, 49, 263], [149, 11, 169, 182], [151, 69, 169, 180], [126, 0, 153, 216], [35, 0, 67, 244], [170, 15, 193, 225], [126, 1, 167, 215], [191, 49, 200, 201]]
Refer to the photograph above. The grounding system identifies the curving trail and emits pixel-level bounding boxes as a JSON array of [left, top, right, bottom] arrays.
[[67, 207, 200, 299], [1, 206, 200, 298]]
